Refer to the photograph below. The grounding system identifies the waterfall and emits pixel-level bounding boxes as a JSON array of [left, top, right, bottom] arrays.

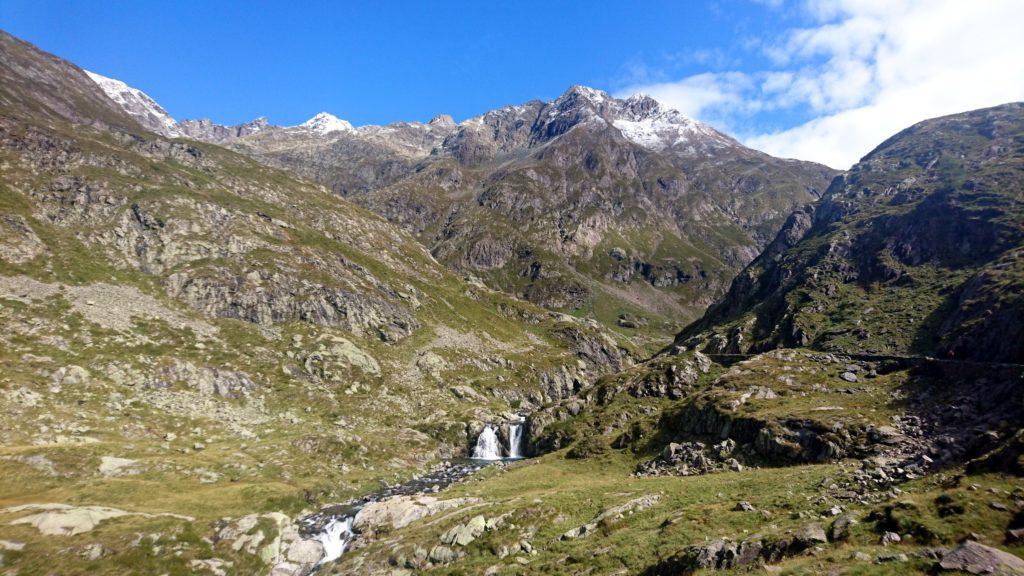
[[317, 516, 354, 564], [472, 425, 502, 460], [508, 419, 524, 458]]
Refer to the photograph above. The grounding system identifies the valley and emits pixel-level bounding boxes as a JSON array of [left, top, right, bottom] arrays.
[[0, 25, 1022, 576]]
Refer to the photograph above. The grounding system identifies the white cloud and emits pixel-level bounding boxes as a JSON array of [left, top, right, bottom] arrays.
[[623, 72, 754, 119], [617, 0, 1024, 169]]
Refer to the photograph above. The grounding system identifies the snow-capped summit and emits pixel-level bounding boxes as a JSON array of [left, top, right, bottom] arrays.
[[85, 71, 182, 137], [301, 112, 355, 135], [560, 85, 613, 106]]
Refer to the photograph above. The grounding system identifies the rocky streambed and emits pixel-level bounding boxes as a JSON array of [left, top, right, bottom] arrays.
[[299, 458, 507, 566]]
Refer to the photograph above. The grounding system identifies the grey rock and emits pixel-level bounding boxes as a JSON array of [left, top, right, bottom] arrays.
[[428, 545, 459, 565], [938, 540, 1024, 575], [828, 514, 856, 542], [793, 523, 828, 547]]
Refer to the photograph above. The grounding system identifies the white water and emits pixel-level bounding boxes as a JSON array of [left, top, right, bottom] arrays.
[[508, 420, 524, 458], [317, 517, 354, 564], [472, 425, 502, 460]]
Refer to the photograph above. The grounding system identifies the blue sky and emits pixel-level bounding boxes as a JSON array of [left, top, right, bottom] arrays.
[[0, 1, 801, 125], [3, 1, 1023, 168]]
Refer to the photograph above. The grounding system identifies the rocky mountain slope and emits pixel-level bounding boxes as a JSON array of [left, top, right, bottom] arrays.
[[90, 72, 836, 344], [674, 103, 1024, 363], [0, 30, 636, 575]]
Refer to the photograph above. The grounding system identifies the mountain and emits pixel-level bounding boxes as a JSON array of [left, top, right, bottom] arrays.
[[674, 102, 1024, 363], [0, 30, 635, 575], [89, 74, 837, 344], [85, 70, 181, 137]]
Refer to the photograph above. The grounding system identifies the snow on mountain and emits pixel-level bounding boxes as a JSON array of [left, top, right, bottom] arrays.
[[301, 112, 355, 135], [85, 70, 729, 158], [85, 71, 181, 137], [613, 94, 733, 153]]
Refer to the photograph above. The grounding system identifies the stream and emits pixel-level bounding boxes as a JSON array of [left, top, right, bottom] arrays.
[[301, 419, 527, 565]]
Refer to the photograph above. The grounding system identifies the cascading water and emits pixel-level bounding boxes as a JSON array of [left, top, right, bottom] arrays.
[[317, 517, 354, 564], [304, 417, 531, 567], [472, 425, 502, 460], [508, 418, 524, 459], [303, 460, 492, 567]]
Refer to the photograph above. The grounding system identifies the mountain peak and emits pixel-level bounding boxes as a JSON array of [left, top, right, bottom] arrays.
[[557, 85, 613, 107], [84, 70, 181, 137], [428, 114, 455, 127], [301, 112, 354, 135], [622, 93, 663, 119]]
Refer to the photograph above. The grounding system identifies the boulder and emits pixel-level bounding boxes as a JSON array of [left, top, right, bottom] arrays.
[[325, 337, 380, 375], [441, 515, 487, 547], [353, 496, 480, 532], [829, 514, 857, 542], [938, 540, 1024, 575], [793, 523, 827, 548], [285, 539, 324, 564], [428, 545, 459, 564]]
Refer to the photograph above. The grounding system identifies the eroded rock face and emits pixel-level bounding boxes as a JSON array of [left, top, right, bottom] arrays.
[[164, 267, 417, 340], [0, 214, 46, 263], [647, 522, 831, 574], [106, 359, 258, 399]]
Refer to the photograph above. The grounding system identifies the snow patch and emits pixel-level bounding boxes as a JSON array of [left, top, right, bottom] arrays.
[[613, 110, 728, 153], [85, 70, 181, 137], [301, 112, 355, 135]]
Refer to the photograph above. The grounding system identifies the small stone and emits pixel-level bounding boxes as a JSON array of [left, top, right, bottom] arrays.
[[990, 501, 1009, 512], [882, 532, 901, 546], [193, 442, 206, 451], [734, 501, 756, 512], [840, 371, 858, 383], [850, 551, 872, 561]]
